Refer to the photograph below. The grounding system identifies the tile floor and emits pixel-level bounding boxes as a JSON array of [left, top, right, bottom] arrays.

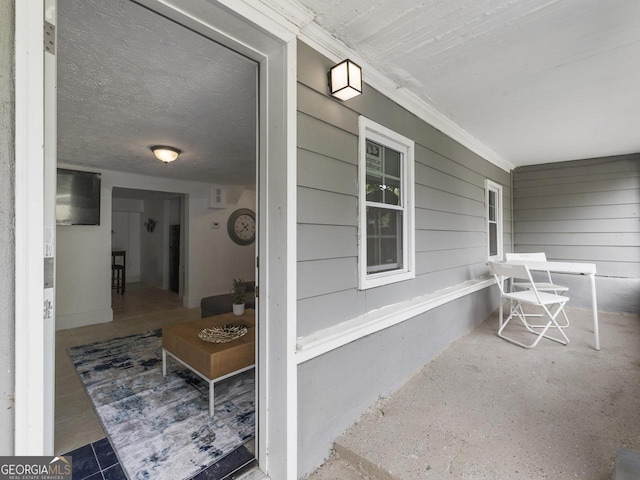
[[63, 438, 126, 480], [54, 283, 258, 479], [63, 436, 255, 480]]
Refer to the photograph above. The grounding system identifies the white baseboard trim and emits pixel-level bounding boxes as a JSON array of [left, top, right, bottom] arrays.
[[55, 308, 113, 331], [296, 276, 496, 364]]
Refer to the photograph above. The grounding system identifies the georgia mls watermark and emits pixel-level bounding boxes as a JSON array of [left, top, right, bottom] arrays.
[[0, 456, 72, 480]]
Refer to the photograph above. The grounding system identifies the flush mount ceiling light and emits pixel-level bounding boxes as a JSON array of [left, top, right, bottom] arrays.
[[328, 59, 363, 101], [151, 146, 181, 164]]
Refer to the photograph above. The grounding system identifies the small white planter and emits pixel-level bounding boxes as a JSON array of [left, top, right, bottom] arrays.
[[233, 303, 245, 316]]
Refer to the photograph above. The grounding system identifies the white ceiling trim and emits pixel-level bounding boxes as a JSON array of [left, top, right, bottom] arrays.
[[217, 0, 300, 42], [260, 0, 515, 173]]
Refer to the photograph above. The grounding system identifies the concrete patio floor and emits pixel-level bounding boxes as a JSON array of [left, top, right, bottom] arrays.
[[308, 307, 640, 480]]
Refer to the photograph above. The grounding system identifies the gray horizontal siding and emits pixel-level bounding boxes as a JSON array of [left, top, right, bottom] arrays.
[[513, 154, 640, 278], [415, 209, 485, 231], [515, 204, 638, 221], [296, 41, 511, 336], [513, 156, 640, 180], [416, 230, 485, 251], [297, 187, 356, 226], [515, 232, 639, 246], [515, 176, 639, 198], [514, 170, 639, 189], [298, 224, 358, 262], [514, 189, 638, 210], [295, 41, 511, 477], [416, 247, 487, 275], [298, 149, 357, 196], [516, 218, 639, 233], [415, 185, 485, 217], [298, 112, 357, 164], [297, 257, 357, 300]]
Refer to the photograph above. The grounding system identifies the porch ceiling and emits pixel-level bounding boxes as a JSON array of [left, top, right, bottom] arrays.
[[289, 0, 640, 167]]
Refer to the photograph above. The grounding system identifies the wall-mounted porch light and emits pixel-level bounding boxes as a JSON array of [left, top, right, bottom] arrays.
[[328, 59, 362, 101], [151, 145, 181, 164]]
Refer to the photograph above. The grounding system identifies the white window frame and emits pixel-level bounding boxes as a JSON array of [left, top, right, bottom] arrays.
[[358, 116, 415, 290], [485, 179, 503, 260]]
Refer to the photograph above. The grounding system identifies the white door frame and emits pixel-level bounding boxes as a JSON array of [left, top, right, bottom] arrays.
[[15, 1, 298, 478], [14, 0, 47, 456]]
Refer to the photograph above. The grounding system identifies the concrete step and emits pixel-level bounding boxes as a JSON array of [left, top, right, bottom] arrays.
[[612, 449, 640, 480], [334, 441, 399, 480], [307, 453, 373, 480]]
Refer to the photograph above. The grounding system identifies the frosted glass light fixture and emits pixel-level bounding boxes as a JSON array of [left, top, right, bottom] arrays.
[[151, 146, 181, 163], [328, 59, 362, 101]]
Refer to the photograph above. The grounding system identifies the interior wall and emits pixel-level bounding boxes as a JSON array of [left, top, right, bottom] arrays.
[[56, 186, 113, 329], [140, 197, 166, 288], [295, 41, 509, 476], [55, 164, 256, 329], [0, 0, 15, 455], [513, 154, 640, 312], [112, 197, 142, 282]]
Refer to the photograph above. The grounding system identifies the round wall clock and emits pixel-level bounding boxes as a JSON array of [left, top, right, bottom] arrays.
[[227, 208, 256, 246]]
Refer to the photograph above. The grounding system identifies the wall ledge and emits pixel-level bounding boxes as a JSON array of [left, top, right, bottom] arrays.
[[296, 275, 496, 364]]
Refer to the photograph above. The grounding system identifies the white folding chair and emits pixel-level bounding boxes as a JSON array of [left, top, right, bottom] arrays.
[[504, 252, 570, 328], [489, 261, 570, 349]]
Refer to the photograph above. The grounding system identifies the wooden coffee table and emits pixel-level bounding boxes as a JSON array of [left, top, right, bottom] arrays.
[[162, 309, 255, 417]]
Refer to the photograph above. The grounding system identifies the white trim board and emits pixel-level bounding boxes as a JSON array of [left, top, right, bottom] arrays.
[[14, 0, 46, 455], [296, 276, 497, 364]]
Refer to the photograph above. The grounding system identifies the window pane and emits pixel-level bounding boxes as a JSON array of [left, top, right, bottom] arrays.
[[489, 222, 497, 256], [366, 140, 383, 174], [489, 190, 496, 222], [383, 177, 401, 206], [366, 174, 383, 202], [384, 148, 401, 177], [367, 207, 403, 273]]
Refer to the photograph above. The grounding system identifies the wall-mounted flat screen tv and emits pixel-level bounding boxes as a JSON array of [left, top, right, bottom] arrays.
[[56, 168, 101, 225]]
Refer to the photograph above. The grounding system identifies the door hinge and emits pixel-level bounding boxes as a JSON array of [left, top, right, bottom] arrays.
[[44, 257, 54, 289], [44, 21, 55, 55], [256, 256, 259, 269], [255, 285, 259, 298]]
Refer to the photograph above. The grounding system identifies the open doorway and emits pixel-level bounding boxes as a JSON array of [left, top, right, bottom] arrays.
[[111, 188, 186, 297], [53, 0, 259, 477]]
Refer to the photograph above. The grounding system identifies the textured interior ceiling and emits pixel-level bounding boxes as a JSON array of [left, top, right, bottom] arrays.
[[294, 0, 640, 166], [58, 0, 257, 185]]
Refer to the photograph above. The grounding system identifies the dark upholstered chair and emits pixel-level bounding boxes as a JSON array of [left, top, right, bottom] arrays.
[[200, 281, 256, 318]]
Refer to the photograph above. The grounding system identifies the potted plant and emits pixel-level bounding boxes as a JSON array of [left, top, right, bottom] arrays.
[[231, 278, 247, 316]]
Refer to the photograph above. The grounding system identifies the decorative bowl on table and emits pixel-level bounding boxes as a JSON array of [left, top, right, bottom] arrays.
[[198, 324, 248, 343]]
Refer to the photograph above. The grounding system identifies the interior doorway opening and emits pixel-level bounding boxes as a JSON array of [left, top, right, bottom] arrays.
[[53, 0, 260, 476]]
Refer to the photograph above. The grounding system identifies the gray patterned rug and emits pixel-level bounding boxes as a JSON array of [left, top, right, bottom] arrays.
[[69, 329, 255, 480]]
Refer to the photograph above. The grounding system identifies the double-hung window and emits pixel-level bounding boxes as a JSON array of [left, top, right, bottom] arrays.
[[485, 179, 503, 260], [358, 117, 415, 289]]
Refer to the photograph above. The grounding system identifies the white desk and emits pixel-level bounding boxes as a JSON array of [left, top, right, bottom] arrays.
[[500, 260, 599, 350]]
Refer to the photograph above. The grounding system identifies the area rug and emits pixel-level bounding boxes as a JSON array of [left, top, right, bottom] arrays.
[[68, 329, 255, 480]]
